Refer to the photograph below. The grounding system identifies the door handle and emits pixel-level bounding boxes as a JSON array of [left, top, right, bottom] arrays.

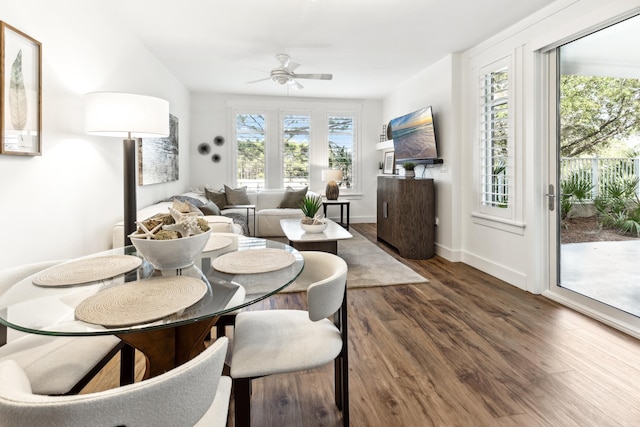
[[546, 184, 555, 211]]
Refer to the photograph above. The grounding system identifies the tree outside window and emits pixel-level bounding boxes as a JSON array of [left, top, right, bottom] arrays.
[[283, 114, 310, 187], [328, 115, 354, 188], [236, 113, 265, 190]]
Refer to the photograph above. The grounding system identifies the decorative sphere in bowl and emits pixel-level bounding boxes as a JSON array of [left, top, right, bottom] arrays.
[[300, 221, 328, 234], [130, 229, 212, 270]]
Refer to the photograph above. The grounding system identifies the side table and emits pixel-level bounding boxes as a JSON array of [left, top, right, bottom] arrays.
[[322, 199, 350, 230]]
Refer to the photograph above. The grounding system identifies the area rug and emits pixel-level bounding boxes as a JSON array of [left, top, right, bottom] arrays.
[[280, 229, 428, 292]]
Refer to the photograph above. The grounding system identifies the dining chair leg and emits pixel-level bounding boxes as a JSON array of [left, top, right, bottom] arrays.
[[342, 345, 350, 426], [335, 357, 343, 409], [335, 287, 349, 426], [234, 377, 252, 427]]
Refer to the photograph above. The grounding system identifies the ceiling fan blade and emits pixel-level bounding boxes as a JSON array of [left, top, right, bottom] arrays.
[[293, 73, 333, 81], [246, 77, 271, 84], [288, 79, 304, 90], [286, 61, 301, 73]]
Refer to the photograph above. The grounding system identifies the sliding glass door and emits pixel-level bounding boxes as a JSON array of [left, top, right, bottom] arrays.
[[550, 15, 640, 322]]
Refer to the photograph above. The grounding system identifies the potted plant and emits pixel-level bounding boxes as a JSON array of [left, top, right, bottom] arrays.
[[378, 161, 384, 174], [300, 194, 327, 233], [403, 161, 416, 178]]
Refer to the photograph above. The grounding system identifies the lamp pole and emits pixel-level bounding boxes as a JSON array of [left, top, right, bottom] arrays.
[[123, 135, 137, 247]]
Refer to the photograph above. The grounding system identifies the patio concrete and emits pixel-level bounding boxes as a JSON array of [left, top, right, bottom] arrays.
[[561, 240, 640, 317]]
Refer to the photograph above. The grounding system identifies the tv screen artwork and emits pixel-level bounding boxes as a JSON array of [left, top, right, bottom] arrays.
[[390, 106, 438, 161]]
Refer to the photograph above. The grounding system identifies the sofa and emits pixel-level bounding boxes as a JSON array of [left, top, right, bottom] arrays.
[[221, 188, 318, 237], [112, 187, 315, 247]]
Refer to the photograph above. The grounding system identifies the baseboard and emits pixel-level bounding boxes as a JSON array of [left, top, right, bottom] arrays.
[[434, 243, 462, 262], [461, 251, 527, 290]]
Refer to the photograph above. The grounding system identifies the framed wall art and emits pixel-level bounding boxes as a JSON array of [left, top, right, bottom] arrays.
[[138, 114, 179, 185], [1, 22, 42, 156], [383, 150, 395, 174]]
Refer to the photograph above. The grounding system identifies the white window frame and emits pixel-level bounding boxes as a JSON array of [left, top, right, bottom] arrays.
[[472, 55, 525, 234], [229, 100, 362, 194], [326, 110, 360, 195], [281, 110, 312, 188], [231, 109, 268, 190]]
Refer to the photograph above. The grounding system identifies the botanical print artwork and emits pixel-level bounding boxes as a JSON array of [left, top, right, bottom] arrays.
[[9, 50, 27, 138], [1, 22, 41, 156], [138, 114, 179, 185]]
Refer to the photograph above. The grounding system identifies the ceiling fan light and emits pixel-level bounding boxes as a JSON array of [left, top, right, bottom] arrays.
[[272, 75, 289, 85]]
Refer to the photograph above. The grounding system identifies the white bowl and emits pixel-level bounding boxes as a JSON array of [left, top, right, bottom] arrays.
[[300, 221, 328, 234], [130, 230, 212, 270]]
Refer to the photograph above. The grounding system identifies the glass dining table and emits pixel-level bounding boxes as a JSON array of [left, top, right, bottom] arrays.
[[0, 235, 304, 381]]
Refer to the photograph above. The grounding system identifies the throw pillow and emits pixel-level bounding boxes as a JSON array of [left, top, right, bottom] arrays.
[[224, 185, 251, 205], [199, 200, 221, 216], [205, 188, 228, 208], [278, 186, 308, 208]]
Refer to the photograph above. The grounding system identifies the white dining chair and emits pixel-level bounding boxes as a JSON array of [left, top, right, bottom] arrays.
[[0, 260, 125, 395], [230, 251, 349, 426], [0, 336, 231, 427]]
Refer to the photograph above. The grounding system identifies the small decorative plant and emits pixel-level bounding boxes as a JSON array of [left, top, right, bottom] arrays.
[[300, 195, 326, 225], [403, 162, 416, 171]]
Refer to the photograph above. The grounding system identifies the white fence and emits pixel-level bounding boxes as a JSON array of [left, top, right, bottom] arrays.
[[561, 157, 640, 199]]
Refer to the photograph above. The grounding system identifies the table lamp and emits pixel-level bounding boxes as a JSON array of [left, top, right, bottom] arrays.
[[85, 92, 170, 246], [322, 169, 343, 200]]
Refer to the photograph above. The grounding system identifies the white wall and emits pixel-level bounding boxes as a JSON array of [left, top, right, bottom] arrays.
[[0, 1, 190, 270], [189, 93, 382, 224], [382, 55, 461, 260], [381, 0, 640, 294]]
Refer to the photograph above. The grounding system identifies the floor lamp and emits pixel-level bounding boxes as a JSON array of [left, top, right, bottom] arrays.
[[84, 92, 170, 247]]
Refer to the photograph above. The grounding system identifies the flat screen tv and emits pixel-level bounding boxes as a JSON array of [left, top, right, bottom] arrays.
[[390, 106, 439, 163]]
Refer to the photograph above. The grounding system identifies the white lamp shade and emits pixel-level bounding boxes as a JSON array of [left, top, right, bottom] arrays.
[[322, 169, 343, 182], [84, 92, 170, 138]]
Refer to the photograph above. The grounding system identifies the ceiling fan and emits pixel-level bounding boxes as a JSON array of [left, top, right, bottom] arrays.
[[248, 54, 333, 89]]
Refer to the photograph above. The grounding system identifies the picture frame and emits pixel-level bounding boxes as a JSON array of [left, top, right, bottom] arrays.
[[0, 22, 41, 156], [138, 114, 179, 185], [383, 150, 395, 174]]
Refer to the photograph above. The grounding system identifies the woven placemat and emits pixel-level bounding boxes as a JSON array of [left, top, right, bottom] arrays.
[[203, 235, 232, 252], [212, 248, 295, 274], [33, 255, 142, 287], [75, 276, 207, 327]]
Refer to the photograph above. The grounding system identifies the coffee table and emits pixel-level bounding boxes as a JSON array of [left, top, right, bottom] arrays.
[[280, 218, 352, 254]]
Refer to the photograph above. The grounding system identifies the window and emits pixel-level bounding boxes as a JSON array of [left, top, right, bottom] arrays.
[[231, 102, 361, 193], [282, 114, 310, 187], [480, 65, 510, 209], [235, 113, 265, 190], [328, 115, 355, 189]]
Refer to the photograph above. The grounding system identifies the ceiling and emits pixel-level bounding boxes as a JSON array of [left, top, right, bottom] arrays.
[[560, 14, 640, 79], [108, 0, 558, 99]]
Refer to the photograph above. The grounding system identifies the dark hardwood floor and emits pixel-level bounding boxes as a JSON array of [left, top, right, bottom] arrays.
[[82, 223, 640, 426]]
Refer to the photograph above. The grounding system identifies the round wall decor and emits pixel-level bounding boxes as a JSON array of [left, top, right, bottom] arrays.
[[197, 142, 211, 155], [214, 136, 225, 146], [212, 154, 221, 163]]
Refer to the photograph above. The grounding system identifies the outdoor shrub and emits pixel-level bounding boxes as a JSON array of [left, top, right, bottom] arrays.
[[560, 171, 593, 220], [594, 175, 640, 236]]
